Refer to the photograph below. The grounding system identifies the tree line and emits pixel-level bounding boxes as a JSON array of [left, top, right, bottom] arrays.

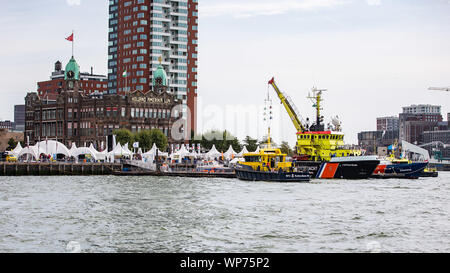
[[114, 128, 168, 151]]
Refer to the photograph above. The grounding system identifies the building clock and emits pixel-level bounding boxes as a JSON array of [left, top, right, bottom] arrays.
[[67, 71, 75, 79]]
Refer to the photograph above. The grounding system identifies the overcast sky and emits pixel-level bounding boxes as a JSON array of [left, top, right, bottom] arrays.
[[0, 0, 449, 145]]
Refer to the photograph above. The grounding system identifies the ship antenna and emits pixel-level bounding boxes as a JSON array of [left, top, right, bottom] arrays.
[[265, 84, 273, 149]]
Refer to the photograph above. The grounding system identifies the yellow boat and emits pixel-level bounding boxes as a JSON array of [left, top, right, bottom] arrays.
[[236, 129, 310, 182]]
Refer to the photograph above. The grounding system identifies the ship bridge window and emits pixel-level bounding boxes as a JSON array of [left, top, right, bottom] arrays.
[[244, 156, 261, 162]]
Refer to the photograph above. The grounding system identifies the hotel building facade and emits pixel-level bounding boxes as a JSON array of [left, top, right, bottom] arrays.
[[108, 0, 198, 134], [25, 57, 182, 150]]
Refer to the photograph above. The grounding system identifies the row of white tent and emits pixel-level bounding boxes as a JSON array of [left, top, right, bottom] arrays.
[[10, 141, 167, 162], [10, 141, 260, 161], [169, 144, 258, 160]]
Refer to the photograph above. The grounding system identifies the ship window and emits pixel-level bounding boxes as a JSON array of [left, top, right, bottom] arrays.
[[244, 156, 261, 162]]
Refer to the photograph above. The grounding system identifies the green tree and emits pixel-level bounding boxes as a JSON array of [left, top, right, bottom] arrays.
[[193, 130, 242, 152], [132, 129, 169, 151], [259, 136, 277, 148], [134, 130, 153, 150], [280, 141, 294, 156], [243, 136, 258, 152], [148, 129, 168, 151], [7, 138, 17, 151], [114, 129, 134, 149]]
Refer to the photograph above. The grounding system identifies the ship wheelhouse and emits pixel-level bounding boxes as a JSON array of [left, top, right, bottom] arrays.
[[240, 149, 291, 172], [296, 131, 361, 161]]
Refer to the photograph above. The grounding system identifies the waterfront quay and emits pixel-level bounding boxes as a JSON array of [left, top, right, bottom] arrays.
[[0, 162, 122, 176]]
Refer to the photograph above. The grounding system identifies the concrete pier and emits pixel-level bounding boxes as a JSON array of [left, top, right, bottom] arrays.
[[0, 163, 123, 176]]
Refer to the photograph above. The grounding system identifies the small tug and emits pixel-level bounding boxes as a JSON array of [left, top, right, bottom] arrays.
[[236, 92, 310, 183], [372, 144, 429, 179], [236, 138, 310, 183]]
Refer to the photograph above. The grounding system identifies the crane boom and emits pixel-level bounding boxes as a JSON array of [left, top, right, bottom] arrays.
[[429, 87, 449, 91], [268, 77, 306, 133]]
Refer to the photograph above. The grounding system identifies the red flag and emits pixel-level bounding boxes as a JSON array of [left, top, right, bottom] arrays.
[[66, 33, 74, 42]]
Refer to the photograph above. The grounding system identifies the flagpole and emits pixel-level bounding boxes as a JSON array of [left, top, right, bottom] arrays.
[[72, 30, 74, 57]]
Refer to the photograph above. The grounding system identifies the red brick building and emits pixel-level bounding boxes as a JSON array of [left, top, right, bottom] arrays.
[[108, 0, 198, 133], [37, 61, 108, 98], [26, 57, 182, 150]]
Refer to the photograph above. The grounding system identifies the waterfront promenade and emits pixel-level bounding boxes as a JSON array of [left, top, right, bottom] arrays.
[[0, 162, 122, 176]]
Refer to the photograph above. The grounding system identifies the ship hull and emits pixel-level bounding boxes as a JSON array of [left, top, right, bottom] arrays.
[[235, 168, 310, 183], [371, 162, 428, 179], [293, 156, 380, 179]]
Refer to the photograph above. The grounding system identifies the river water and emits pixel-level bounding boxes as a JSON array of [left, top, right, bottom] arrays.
[[0, 173, 448, 253]]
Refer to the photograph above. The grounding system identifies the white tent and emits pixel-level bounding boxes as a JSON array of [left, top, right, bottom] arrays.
[[10, 142, 23, 156], [107, 143, 132, 157], [171, 144, 194, 158], [68, 143, 77, 156], [223, 145, 237, 160], [237, 146, 249, 157], [36, 140, 71, 157], [254, 146, 261, 153], [204, 145, 222, 159], [122, 143, 134, 155], [17, 145, 46, 160], [143, 143, 157, 157], [144, 143, 168, 157], [71, 147, 98, 161], [89, 144, 108, 161], [96, 149, 108, 161]]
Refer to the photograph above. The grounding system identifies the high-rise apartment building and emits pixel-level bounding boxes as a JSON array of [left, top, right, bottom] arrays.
[[108, 0, 198, 133]]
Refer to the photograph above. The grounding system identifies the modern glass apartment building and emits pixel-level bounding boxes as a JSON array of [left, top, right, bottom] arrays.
[[108, 0, 198, 132]]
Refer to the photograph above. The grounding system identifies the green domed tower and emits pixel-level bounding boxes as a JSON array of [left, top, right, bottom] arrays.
[[64, 56, 80, 90], [152, 64, 168, 93]]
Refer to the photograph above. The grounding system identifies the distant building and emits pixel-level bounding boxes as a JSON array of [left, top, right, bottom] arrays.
[[377, 116, 399, 131], [14, 105, 26, 132], [399, 104, 443, 144], [358, 130, 399, 155], [0, 120, 15, 131], [402, 104, 441, 115], [37, 61, 108, 99], [448, 113, 450, 128], [25, 57, 183, 150], [423, 130, 450, 145]]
